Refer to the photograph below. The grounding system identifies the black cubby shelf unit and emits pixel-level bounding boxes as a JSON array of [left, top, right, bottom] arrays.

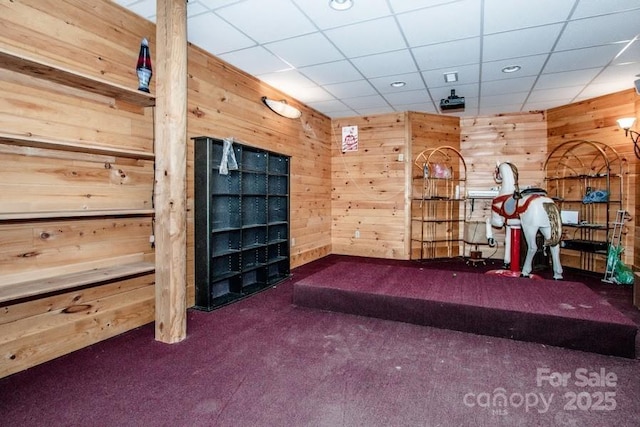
[[193, 136, 291, 311]]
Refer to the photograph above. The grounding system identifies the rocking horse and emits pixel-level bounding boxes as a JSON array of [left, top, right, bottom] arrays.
[[486, 162, 563, 279]]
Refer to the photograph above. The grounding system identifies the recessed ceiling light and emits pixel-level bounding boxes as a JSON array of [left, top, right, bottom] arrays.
[[501, 65, 522, 74], [390, 81, 406, 88], [443, 72, 458, 83], [329, 0, 353, 11]]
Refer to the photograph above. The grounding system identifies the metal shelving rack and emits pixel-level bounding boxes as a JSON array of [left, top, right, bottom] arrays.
[[543, 140, 627, 272]]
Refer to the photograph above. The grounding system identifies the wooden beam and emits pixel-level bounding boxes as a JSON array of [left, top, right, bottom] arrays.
[[154, 0, 188, 343]]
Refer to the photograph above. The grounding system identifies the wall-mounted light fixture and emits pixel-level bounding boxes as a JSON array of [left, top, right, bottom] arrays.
[[261, 97, 302, 119], [616, 117, 640, 159]]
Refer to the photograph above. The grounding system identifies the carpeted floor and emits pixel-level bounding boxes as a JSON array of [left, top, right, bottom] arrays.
[[293, 260, 637, 357], [0, 255, 638, 426]]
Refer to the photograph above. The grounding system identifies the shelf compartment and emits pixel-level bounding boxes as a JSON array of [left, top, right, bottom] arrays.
[[560, 239, 608, 253], [242, 247, 267, 270], [211, 253, 241, 281], [268, 196, 288, 223], [0, 47, 155, 107], [0, 132, 155, 160], [211, 195, 241, 229], [243, 226, 267, 248], [268, 223, 288, 243], [268, 155, 289, 175], [211, 229, 241, 257], [268, 174, 288, 195], [242, 149, 267, 172], [210, 171, 241, 194], [242, 196, 267, 225], [241, 172, 267, 194], [0, 209, 154, 221], [0, 261, 154, 304]]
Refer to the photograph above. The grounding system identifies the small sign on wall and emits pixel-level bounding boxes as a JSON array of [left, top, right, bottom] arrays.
[[341, 125, 358, 152]]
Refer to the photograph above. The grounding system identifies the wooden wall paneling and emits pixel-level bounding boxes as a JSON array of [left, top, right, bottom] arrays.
[[547, 90, 637, 271], [184, 44, 333, 306], [331, 113, 409, 260], [409, 112, 463, 259], [0, 0, 157, 378], [0, 278, 155, 379], [460, 112, 547, 262]]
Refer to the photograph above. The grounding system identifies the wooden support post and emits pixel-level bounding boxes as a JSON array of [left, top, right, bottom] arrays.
[[154, 0, 187, 343]]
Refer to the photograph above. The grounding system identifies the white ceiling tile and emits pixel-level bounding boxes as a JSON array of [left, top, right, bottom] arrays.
[[397, 0, 481, 46], [571, 0, 640, 19], [258, 70, 317, 97], [483, 0, 574, 34], [324, 80, 378, 98], [298, 61, 363, 85], [220, 46, 292, 75], [325, 17, 407, 57], [556, 10, 640, 50], [122, 0, 640, 118], [124, 0, 155, 19], [614, 40, 640, 65], [481, 76, 537, 97], [342, 94, 390, 109], [412, 38, 481, 71], [291, 86, 335, 103], [481, 92, 528, 108], [384, 89, 431, 105], [266, 33, 344, 68], [188, 12, 255, 55], [351, 50, 418, 79], [482, 55, 548, 81], [187, 2, 209, 17], [422, 64, 480, 89], [575, 80, 634, 99], [355, 106, 397, 115], [369, 73, 426, 94], [292, 0, 392, 29], [215, 0, 316, 44], [590, 62, 640, 86], [388, 0, 459, 14], [535, 68, 602, 90], [483, 24, 563, 62], [306, 99, 351, 113], [526, 86, 583, 102], [544, 44, 623, 73]]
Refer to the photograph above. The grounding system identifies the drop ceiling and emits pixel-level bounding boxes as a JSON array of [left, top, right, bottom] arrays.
[[115, 0, 640, 118]]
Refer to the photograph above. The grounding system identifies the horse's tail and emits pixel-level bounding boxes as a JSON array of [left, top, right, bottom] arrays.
[[542, 202, 562, 246]]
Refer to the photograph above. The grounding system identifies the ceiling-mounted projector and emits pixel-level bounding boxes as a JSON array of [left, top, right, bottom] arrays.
[[440, 89, 465, 112]]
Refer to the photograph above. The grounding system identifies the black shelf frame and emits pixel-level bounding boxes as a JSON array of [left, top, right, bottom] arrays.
[[194, 137, 290, 311]]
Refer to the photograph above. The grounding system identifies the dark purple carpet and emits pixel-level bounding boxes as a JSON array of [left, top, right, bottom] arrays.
[[0, 255, 639, 426], [294, 262, 637, 358]]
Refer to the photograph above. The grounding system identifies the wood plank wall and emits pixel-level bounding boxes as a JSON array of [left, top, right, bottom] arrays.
[[0, 0, 333, 377], [460, 112, 548, 262], [547, 89, 638, 270], [409, 112, 461, 258], [185, 44, 333, 304], [0, 0, 157, 378], [331, 113, 409, 259]]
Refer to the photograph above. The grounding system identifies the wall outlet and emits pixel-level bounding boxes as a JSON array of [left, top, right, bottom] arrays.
[[291, 238, 295, 247], [355, 230, 360, 238], [398, 153, 404, 162]]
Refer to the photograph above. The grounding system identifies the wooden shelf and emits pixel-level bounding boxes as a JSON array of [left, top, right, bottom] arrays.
[[0, 132, 155, 160], [0, 261, 155, 304], [0, 209, 154, 221], [0, 47, 155, 107]]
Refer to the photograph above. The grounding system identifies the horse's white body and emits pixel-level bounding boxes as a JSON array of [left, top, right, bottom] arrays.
[[487, 162, 563, 279]]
